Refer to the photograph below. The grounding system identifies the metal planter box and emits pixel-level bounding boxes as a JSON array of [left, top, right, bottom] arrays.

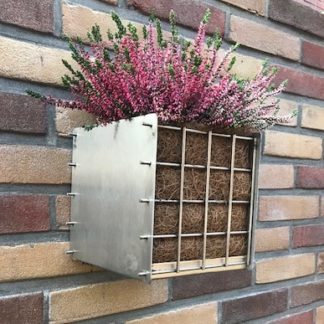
[[69, 114, 259, 281]]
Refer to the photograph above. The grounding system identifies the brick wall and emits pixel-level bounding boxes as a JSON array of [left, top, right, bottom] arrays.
[[0, 0, 323, 323]]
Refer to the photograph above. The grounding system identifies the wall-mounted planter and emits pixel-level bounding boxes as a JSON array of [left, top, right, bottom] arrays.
[[69, 114, 259, 281]]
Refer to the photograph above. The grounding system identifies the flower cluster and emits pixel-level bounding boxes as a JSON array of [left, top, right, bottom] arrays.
[[28, 10, 292, 130]]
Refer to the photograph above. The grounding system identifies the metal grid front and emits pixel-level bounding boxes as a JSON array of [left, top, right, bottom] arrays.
[[151, 125, 258, 278]]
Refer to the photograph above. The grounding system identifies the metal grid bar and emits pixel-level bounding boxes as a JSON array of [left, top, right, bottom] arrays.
[[157, 125, 254, 141], [246, 138, 257, 265], [156, 162, 251, 172], [225, 135, 236, 266], [176, 127, 187, 272], [148, 199, 250, 204], [202, 131, 212, 269], [153, 231, 248, 239]]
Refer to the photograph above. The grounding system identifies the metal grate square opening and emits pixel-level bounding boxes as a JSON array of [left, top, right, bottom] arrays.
[[151, 125, 258, 278]]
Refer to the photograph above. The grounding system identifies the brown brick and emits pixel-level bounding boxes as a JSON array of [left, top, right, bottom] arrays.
[[258, 164, 294, 189], [56, 195, 71, 230], [291, 280, 324, 307], [0, 0, 54, 33], [0, 92, 47, 134], [317, 252, 324, 273], [0, 242, 99, 282], [229, 16, 300, 61], [256, 254, 315, 283], [302, 41, 324, 70], [269, 311, 313, 324], [274, 66, 324, 101], [301, 104, 324, 131], [0, 195, 49, 234], [0, 36, 72, 85], [259, 196, 319, 221], [128, 0, 225, 35], [221, 289, 288, 323], [264, 131, 322, 159], [255, 227, 289, 252], [269, 0, 324, 38], [0, 293, 43, 324], [56, 107, 96, 136], [49, 280, 168, 323], [296, 166, 324, 189], [317, 306, 324, 323], [220, 0, 265, 15], [172, 269, 251, 300], [127, 303, 217, 324], [0, 145, 71, 184], [277, 99, 298, 126], [293, 225, 324, 248]]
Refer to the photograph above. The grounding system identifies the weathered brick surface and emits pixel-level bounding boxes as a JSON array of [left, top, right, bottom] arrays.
[[256, 254, 315, 283], [258, 164, 294, 189], [291, 280, 324, 307], [0, 242, 99, 282], [0, 195, 49, 234], [56, 195, 71, 230], [301, 105, 324, 131], [277, 99, 298, 126], [56, 106, 96, 136], [268, 0, 324, 38], [302, 41, 324, 70], [259, 196, 319, 221], [296, 166, 324, 188], [264, 131, 322, 159], [274, 66, 324, 101], [0, 293, 43, 324], [255, 227, 289, 252], [127, 303, 217, 324], [292, 225, 324, 248], [49, 280, 168, 323], [172, 269, 251, 300], [128, 0, 225, 35], [0, 92, 47, 134], [221, 289, 288, 323], [269, 311, 313, 324], [0, 0, 54, 33], [220, 0, 265, 15], [317, 306, 324, 324], [318, 253, 324, 273], [62, 3, 143, 42], [228, 52, 263, 80], [229, 16, 300, 61], [0, 36, 71, 85], [0, 145, 71, 184]]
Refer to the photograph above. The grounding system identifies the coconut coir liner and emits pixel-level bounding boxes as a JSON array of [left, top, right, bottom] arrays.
[[153, 126, 253, 264]]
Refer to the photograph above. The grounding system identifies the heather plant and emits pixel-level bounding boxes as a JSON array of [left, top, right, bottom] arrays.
[[28, 10, 291, 130]]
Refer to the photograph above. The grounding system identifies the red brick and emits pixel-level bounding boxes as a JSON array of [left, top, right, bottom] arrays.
[[0, 293, 43, 324], [172, 269, 251, 300], [0, 0, 54, 33], [127, 0, 225, 35], [269, 311, 313, 324], [0, 195, 50, 234], [296, 166, 324, 189], [274, 66, 324, 101], [292, 225, 324, 248], [291, 280, 324, 307], [268, 0, 324, 38], [221, 289, 288, 323], [302, 41, 324, 70], [0, 92, 47, 134]]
